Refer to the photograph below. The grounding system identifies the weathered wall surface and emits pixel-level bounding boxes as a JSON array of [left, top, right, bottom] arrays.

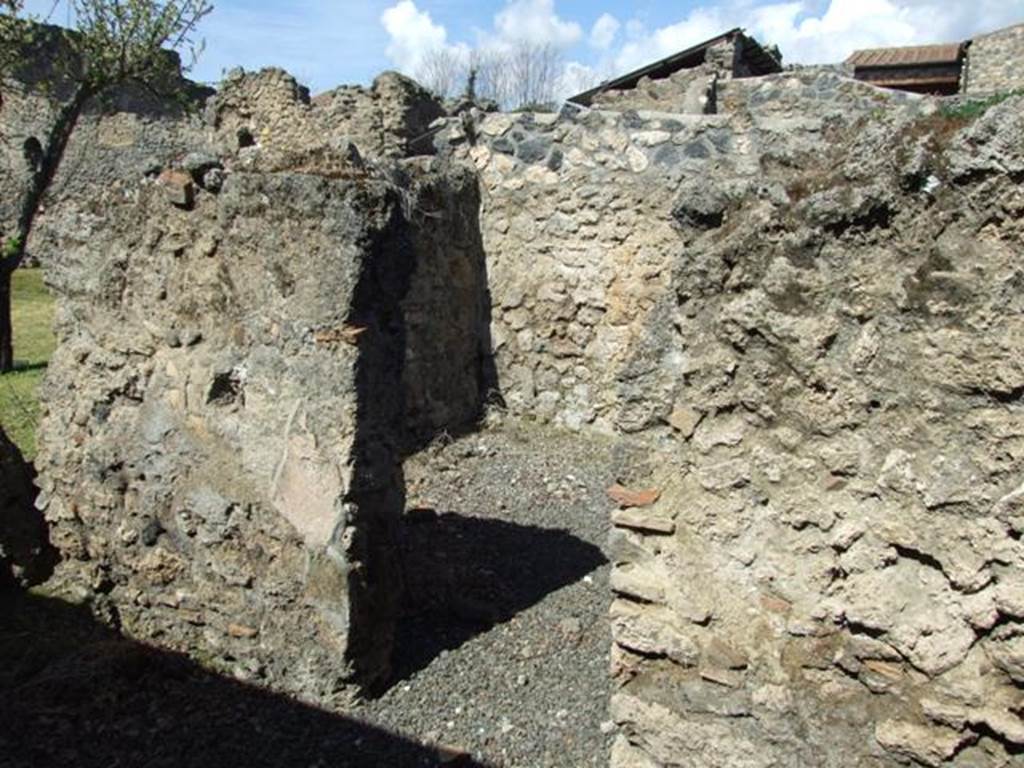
[[0, 77, 208, 264], [592, 67, 717, 114], [2, 49, 443, 265], [208, 68, 444, 161], [964, 24, 1024, 94], [718, 68, 922, 119], [436, 74, 924, 436], [438, 93, 1024, 766], [586, 65, 892, 119], [35, 158, 404, 702], [14, 44, 1024, 763], [603, 98, 1024, 768], [444, 108, 750, 434], [32, 142, 490, 701], [397, 162, 494, 446]]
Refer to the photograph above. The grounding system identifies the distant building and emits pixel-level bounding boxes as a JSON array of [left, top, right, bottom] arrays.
[[846, 44, 966, 95], [568, 28, 782, 108], [847, 21, 1024, 96]]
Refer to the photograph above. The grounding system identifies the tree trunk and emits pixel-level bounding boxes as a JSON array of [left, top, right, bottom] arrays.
[[1, 83, 92, 372], [15, 83, 93, 255], [0, 260, 13, 373]]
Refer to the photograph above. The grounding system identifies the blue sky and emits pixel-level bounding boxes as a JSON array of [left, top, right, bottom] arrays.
[[23, 0, 1024, 92]]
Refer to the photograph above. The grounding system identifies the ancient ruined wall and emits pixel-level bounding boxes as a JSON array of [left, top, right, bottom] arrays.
[[718, 68, 922, 119], [441, 90, 1024, 766], [34, 156, 407, 702], [442, 108, 744, 433], [2, 41, 443, 267], [436, 74, 921, 436], [592, 67, 716, 114], [964, 24, 1024, 95], [0, 77, 208, 262], [604, 98, 1024, 768], [208, 68, 444, 161], [586, 67, 919, 119], [16, 44, 1024, 763], [31, 132, 490, 702], [398, 161, 494, 446]]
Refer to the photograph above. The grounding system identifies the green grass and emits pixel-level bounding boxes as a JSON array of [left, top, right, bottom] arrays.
[[0, 268, 56, 460], [940, 89, 1024, 121]]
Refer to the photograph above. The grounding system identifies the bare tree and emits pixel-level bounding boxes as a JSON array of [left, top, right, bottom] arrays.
[[560, 60, 607, 99], [416, 47, 465, 100], [0, 0, 212, 372], [506, 42, 562, 110], [428, 42, 567, 111]]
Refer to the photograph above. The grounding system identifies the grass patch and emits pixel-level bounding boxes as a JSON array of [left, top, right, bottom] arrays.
[[940, 90, 1024, 121], [0, 268, 56, 460]]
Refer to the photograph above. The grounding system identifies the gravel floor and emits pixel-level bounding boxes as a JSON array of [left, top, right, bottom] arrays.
[[356, 421, 619, 767]]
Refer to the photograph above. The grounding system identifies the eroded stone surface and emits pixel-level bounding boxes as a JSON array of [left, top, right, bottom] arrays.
[[435, 92, 1024, 767], [5, 36, 1024, 764], [32, 149, 490, 703]]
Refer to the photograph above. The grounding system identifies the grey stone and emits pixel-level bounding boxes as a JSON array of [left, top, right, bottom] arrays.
[[516, 136, 551, 164], [682, 141, 711, 159]]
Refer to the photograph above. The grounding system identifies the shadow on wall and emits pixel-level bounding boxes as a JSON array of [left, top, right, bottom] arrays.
[[346, 167, 585, 693], [0, 590, 491, 768], [387, 511, 607, 687], [342, 167, 504, 685], [0, 426, 56, 589], [398, 168, 501, 455]]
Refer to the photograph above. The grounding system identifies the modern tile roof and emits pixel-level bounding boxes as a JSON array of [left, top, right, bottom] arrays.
[[846, 44, 965, 68]]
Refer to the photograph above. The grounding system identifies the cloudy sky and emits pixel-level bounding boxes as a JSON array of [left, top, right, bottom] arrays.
[[24, 0, 1024, 93]]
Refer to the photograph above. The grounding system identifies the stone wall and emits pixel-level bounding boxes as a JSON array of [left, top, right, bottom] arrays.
[[964, 24, 1024, 94], [444, 108, 751, 434], [1, 36, 443, 265], [12, 40, 1024, 764], [603, 98, 1024, 768], [435, 73, 927, 435], [0, 68, 208, 264], [398, 161, 494, 446], [588, 67, 921, 119], [437, 92, 1024, 766], [718, 68, 922, 119], [208, 68, 444, 161], [591, 67, 717, 114], [33, 143, 489, 702]]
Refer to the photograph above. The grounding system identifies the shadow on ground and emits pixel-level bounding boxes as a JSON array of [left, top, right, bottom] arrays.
[[0, 590, 490, 768], [388, 511, 607, 686]]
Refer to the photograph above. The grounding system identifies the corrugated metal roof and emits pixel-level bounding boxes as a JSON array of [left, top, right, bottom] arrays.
[[846, 43, 964, 68]]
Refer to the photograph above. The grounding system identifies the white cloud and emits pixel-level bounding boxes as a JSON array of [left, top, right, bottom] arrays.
[[614, 7, 731, 72], [749, 0, 923, 63], [590, 13, 621, 50], [492, 0, 583, 47], [559, 60, 601, 97], [757, 0, 1024, 63], [381, 0, 586, 82], [614, 0, 1024, 69], [377, 0, 1024, 98], [380, 0, 449, 74]]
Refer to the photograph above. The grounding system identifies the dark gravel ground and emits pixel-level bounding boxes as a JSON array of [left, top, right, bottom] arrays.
[[357, 421, 619, 767], [0, 422, 620, 768]]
